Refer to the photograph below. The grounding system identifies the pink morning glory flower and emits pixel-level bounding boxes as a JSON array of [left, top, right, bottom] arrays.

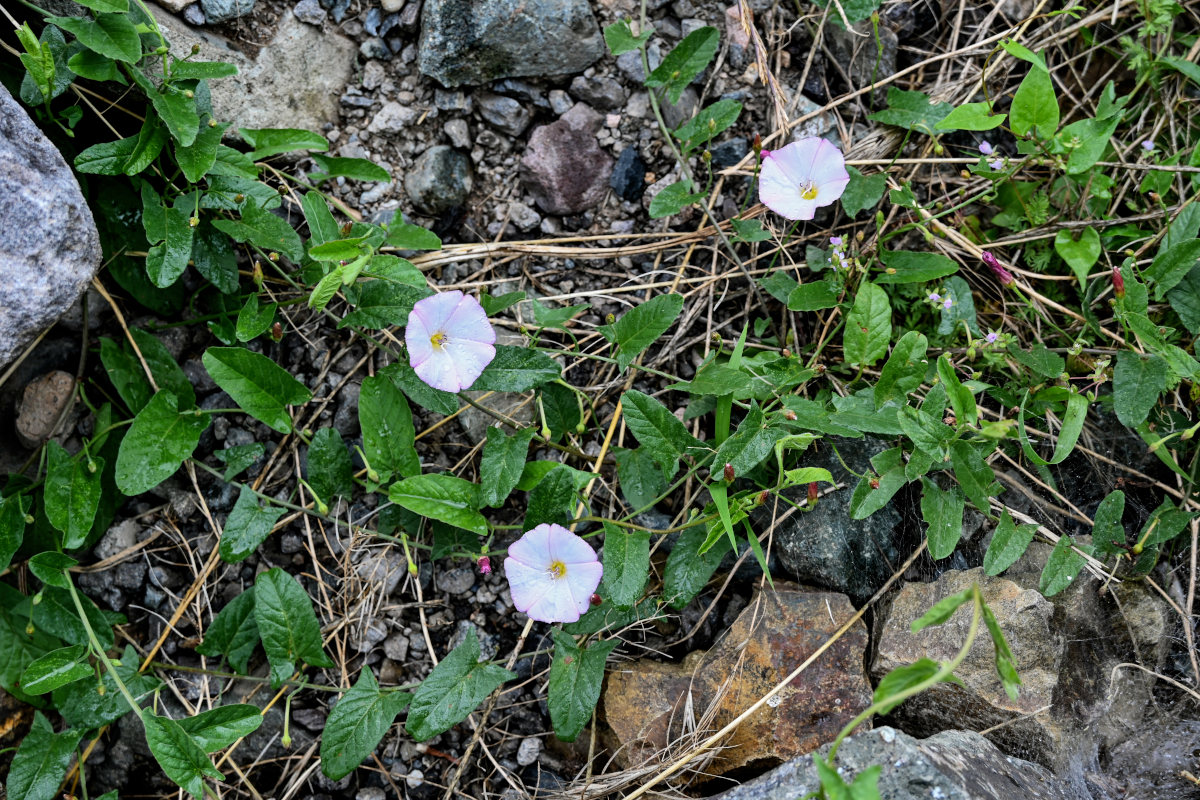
[[979, 140, 994, 155], [981, 251, 1015, 286], [758, 138, 850, 221], [504, 523, 602, 624], [406, 291, 496, 393]]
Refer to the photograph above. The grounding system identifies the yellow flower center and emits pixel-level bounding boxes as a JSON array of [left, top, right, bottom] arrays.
[[547, 560, 567, 579], [430, 332, 448, 349], [800, 182, 819, 201]]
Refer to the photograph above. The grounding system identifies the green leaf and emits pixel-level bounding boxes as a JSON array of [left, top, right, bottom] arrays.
[[531, 298, 590, 330], [321, 669, 411, 779], [388, 474, 486, 535], [874, 331, 928, 408], [950, 440, 998, 512], [912, 587, 974, 631], [621, 389, 701, 471], [849, 447, 908, 519], [145, 204, 195, 289], [177, 118, 228, 183], [479, 290, 526, 316], [309, 236, 371, 263], [787, 280, 840, 310], [48, 13, 140, 62], [254, 568, 334, 687], [984, 510, 1039, 575], [480, 427, 536, 507], [131, 327, 195, 408], [547, 630, 617, 742], [663, 524, 730, 609], [100, 336, 152, 413], [1112, 351, 1169, 427], [524, 465, 580, 529], [67, 48, 123, 82], [980, 601, 1021, 700], [935, 102, 1006, 131], [170, 59, 237, 79], [872, 659, 941, 715], [599, 293, 685, 370], [673, 99, 742, 147], [868, 88, 953, 134], [1039, 536, 1087, 597], [472, 345, 561, 391], [0, 494, 28, 573], [1146, 238, 1200, 300], [32, 585, 114, 649], [339, 281, 430, 330], [385, 218, 442, 250], [121, 114, 168, 177], [126, 67, 199, 147], [899, 405, 953, 459], [115, 391, 209, 495], [1010, 67, 1059, 138], [307, 428, 355, 502], [311, 154, 390, 183], [405, 627, 515, 741], [75, 135, 139, 175], [6, 712, 84, 800], [1139, 498, 1194, 548], [215, 443, 264, 481], [213, 202, 304, 263], [359, 375, 419, 482], [645, 27, 719, 104], [875, 249, 958, 284], [219, 489, 285, 563], [44, 442, 103, 550], [1053, 227, 1100, 287], [599, 523, 649, 607], [920, 479, 965, 559], [177, 705, 263, 752], [1091, 490, 1126, 557], [648, 179, 704, 219], [28, 551, 77, 589], [202, 347, 312, 433], [53, 645, 160, 729], [209, 145, 258, 179], [938, 276, 980, 336], [614, 447, 669, 511], [191, 221, 240, 294], [20, 645, 92, 695], [840, 167, 888, 217], [235, 293, 276, 342], [380, 361, 459, 415], [1061, 114, 1121, 175], [1008, 342, 1065, 380], [195, 588, 260, 674], [731, 218, 773, 243], [300, 191, 340, 246], [712, 404, 775, 477], [843, 281, 891, 367], [603, 19, 652, 55], [143, 711, 224, 797], [240, 127, 329, 160]]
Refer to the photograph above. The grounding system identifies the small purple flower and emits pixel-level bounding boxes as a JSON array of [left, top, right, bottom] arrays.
[[406, 291, 497, 393], [928, 292, 941, 303], [985, 330, 999, 344], [504, 524, 603, 624], [759, 138, 851, 220], [1141, 139, 1154, 152], [943, 297, 953, 310], [979, 140, 994, 155], [830, 236, 844, 247], [981, 251, 1015, 286], [989, 158, 1004, 171]]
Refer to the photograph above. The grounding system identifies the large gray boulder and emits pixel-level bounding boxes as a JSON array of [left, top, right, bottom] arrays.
[[418, 0, 604, 88], [0, 84, 101, 368]]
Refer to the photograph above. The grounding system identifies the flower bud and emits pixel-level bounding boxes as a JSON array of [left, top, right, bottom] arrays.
[[756, 490, 768, 505], [784, 409, 797, 421], [270, 321, 284, 342], [605, 313, 616, 324], [234, 193, 245, 203], [189, 216, 199, 227], [252, 261, 263, 288], [981, 251, 1015, 286], [269, 252, 279, 262], [807, 482, 819, 504], [869, 477, 880, 490], [191, 43, 201, 55], [752, 133, 762, 156], [590, 593, 602, 606], [723, 463, 735, 482], [1111, 267, 1125, 299], [478, 556, 492, 574]]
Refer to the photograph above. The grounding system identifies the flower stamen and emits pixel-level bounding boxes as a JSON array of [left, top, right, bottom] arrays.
[[547, 560, 567, 579], [800, 182, 819, 200], [430, 332, 448, 349]]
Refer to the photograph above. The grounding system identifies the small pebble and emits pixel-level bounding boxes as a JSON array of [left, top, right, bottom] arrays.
[[516, 737, 543, 766]]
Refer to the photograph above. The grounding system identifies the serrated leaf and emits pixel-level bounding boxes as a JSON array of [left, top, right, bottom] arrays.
[[547, 630, 616, 742], [320, 669, 411, 779], [212, 202, 304, 263], [254, 568, 334, 687], [471, 345, 561, 391], [920, 479, 965, 559], [645, 27, 719, 104], [359, 375, 419, 482], [48, 13, 140, 62], [143, 711, 224, 797], [843, 282, 891, 367], [115, 391, 209, 495], [177, 704, 263, 752], [1146, 238, 1200, 300], [599, 294, 684, 370], [44, 442, 103, 550], [984, 510, 1038, 575], [621, 389, 701, 471], [480, 427, 536, 507], [673, 99, 742, 147], [599, 522, 649, 607], [240, 127, 329, 160], [195, 588, 259, 674], [219, 489, 285, 563], [663, 525, 730, 609], [20, 645, 92, 695], [648, 179, 704, 219], [6, 712, 84, 800], [202, 347, 312, 433], [388, 474, 486, 535], [53, 645, 160, 729], [405, 628, 515, 741]]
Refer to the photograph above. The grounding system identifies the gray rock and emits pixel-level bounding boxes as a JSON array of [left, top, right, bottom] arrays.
[[418, 0, 604, 87], [490, 78, 550, 109], [381, 0, 402, 10], [15, 370, 76, 448], [500, 202, 540, 232], [183, 3, 205, 24], [0, 85, 101, 370], [448, 620, 498, 661], [405, 145, 473, 215], [710, 137, 748, 168], [750, 436, 903, 603], [200, 0, 254, 22], [355, 549, 406, 595], [709, 727, 1091, 800], [95, 519, 141, 562], [610, 146, 645, 203], [444, 118, 471, 149], [616, 42, 661, 84], [383, 632, 409, 661], [515, 737, 542, 766], [660, 85, 699, 130], [439, 566, 475, 595], [359, 37, 390, 60], [356, 788, 386, 800], [434, 88, 472, 112], [477, 93, 533, 137], [519, 103, 613, 215], [150, 9, 356, 133], [292, 0, 326, 24], [368, 100, 418, 134], [351, 618, 388, 652], [548, 89, 573, 115], [568, 74, 627, 111], [824, 19, 899, 102]]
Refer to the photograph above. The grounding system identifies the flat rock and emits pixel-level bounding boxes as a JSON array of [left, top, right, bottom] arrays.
[[519, 103, 613, 215], [151, 8, 356, 133], [707, 727, 1092, 800], [15, 370, 76, 448], [405, 145, 473, 216], [418, 0, 604, 87], [0, 85, 101, 370], [604, 583, 871, 778], [199, 0, 254, 22]]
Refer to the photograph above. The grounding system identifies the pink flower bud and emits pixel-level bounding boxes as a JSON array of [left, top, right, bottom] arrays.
[[478, 556, 492, 575], [981, 251, 1015, 286]]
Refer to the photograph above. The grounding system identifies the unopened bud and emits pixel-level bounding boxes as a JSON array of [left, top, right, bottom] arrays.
[[723, 463, 735, 482], [191, 43, 201, 54], [711, 332, 722, 346], [478, 556, 492, 574], [752, 133, 762, 155], [943, 415, 956, 426], [605, 313, 615, 324], [784, 409, 797, 421], [269, 252, 279, 262], [807, 482, 819, 504], [270, 321, 283, 342], [234, 193, 245, 203], [869, 477, 880, 490], [702, 150, 712, 163], [781, 348, 792, 358], [281, 731, 292, 748], [189, 216, 199, 227], [1111, 267, 1125, 299], [575, 422, 586, 434], [590, 593, 602, 606], [756, 490, 768, 505], [252, 261, 263, 287], [208, 118, 218, 128]]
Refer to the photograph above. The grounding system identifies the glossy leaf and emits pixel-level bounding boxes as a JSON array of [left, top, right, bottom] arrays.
[[983, 510, 1038, 575], [547, 630, 617, 742], [320, 669, 411, 779], [359, 375, 419, 482], [843, 282, 891, 367], [203, 347, 312, 433], [388, 474, 487, 536], [219, 489, 285, 563], [405, 628, 515, 741], [254, 568, 334, 687], [115, 391, 209, 495], [177, 704, 264, 752], [195, 588, 260, 674], [6, 712, 83, 800], [143, 712, 224, 797], [480, 426, 536, 507], [599, 293, 685, 371]]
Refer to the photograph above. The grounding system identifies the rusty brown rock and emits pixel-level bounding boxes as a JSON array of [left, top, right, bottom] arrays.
[[519, 103, 613, 215], [604, 583, 871, 779], [15, 370, 75, 449]]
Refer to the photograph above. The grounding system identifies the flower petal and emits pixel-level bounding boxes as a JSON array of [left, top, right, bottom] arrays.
[[412, 290, 464, 332], [525, 581, 584, 623], [507, 524, 553, 569], [767, 139, 821, 187], [443, 294, 497, 345], [546, 525, 600, 566], [443, 338, 495, 392], [565, 560, 603, 614], [413, 350, 461, 393], [406, 307, 434, 368], [759, 155, 817, 220], [807, 139, 849, 188], [504, 558, 551, 615]]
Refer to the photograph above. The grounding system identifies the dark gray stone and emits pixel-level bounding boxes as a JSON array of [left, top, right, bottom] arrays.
[[491, 78, 550, 109], [616, 42, 661, 84], [359, 37, 391, 60], [418, 0, 604, 87], [708, 727, 1091, 800], [568, 74, 627, 111], [519, 103, 612, 215], [711, 137, 749, 168], [610, 147, 645, 203], [200, 0, 255, 22], [405, 145, 473, 215], [293, 0, 326, 24], [824, 19, 899, 101], [477, 93, 533, 137], [750, 436, 903, 603], [660, 85, 699, 130], [0, 84, 101, 369]]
